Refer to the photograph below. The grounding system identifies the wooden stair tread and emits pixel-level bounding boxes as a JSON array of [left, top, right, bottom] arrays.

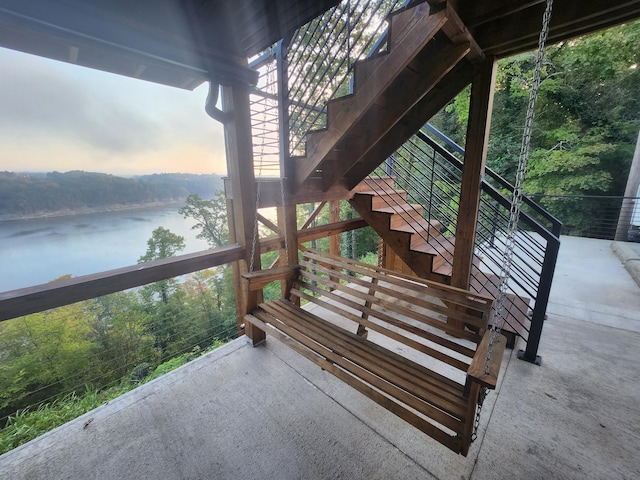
[[392, 218, 442, 234]]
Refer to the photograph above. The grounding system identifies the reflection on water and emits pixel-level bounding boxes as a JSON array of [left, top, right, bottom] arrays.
[[0, 206, 210, 292]]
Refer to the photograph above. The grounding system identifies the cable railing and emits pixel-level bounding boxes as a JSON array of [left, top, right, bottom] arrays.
[[248, 0, 409, 175], [287, 0, 408, 156], [527, 194, 640, 241]]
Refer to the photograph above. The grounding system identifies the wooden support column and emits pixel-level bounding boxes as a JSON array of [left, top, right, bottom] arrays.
[[328, 200, 341, 288], [222, 80, 264, 346], [277, 203, 299, 300], [451, 58, 497, 291], [329, 200, 341, 256]]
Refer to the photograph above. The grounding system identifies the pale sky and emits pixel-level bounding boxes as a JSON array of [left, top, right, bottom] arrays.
[[0, 47, 228, 176]]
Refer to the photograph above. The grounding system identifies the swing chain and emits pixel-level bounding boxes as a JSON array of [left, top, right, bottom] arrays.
[[471, 386, 488, 443], [280, 175, 290, 261], [485, 0, 554, 375], [249, 180, 262, 273]]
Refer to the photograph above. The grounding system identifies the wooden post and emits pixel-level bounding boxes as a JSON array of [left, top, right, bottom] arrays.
[[329, 200, 341, 256], [222, 80, 264, 346], [277, 203, 299, 300], [226, 198, 245, 337], [451, 58, 497, 291]]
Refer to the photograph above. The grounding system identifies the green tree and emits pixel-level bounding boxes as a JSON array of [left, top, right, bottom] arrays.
[[137, 227, 186, 357], [0, 301, 93, 421], [138, 226, 185, 304], [85, 292, 156, 385], [179, 193, 229, 248]]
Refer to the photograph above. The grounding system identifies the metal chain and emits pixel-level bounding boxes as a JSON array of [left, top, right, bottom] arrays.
[[280, 174, 290, 262], [471, 386, 488, 443], [249, 181, 261, 273], [485, 0, 554, 374]]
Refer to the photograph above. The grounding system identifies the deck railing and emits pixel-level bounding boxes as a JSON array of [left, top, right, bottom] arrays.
[[527, 194, 640, 242]]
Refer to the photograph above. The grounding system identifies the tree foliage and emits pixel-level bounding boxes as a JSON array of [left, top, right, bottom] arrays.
[[433, 20, 640, 229], [179, 193, 229, 248], [0, 172, 223, 218]]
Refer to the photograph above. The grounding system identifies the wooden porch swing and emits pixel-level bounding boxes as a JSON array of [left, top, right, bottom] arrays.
[[243, 248, 505, 456]]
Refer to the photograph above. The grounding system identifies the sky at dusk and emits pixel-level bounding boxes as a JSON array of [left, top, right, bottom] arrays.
[[0, 47, 228, 176]]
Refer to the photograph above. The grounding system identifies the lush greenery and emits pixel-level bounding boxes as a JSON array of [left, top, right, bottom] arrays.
[[0, 345, 223, 454], [0, 171, 223, 217], [432, 20, 640, 233], [0, 192, 379, 453]]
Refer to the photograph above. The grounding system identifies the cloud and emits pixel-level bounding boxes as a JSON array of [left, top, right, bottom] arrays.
[[0, 48, 227, 174], [0, 54, 163, 153]]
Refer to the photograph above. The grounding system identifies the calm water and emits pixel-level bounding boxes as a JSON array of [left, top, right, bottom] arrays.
[[0, 205, 211, 292]]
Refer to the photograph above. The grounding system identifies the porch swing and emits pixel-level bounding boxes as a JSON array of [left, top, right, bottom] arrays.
[[242, 0, 553, 456]]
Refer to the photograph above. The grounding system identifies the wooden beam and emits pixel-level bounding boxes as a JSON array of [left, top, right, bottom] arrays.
[[258, 213, 280, 234], [472, 0, 640, 58], [258, 218, 368, 253], [221, 79, 264, 346], [451, 58, 497, 291], [0, 245, 245, 322], [224, 176, 356, 207], [300, 201, 327, 230], [455, 0, 545, 28], [329, 200, 341, 256]]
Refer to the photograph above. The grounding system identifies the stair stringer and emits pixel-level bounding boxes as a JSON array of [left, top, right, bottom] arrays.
[[350, 190, 452, 283], [292, 1, 480, 194]]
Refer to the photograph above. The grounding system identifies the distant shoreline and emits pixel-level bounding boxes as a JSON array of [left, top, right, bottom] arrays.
[[0, 200, 187, 223]]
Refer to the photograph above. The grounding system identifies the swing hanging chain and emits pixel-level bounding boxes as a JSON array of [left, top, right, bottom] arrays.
[[249, 180, 261, 273], [471, 386, 488, 443], [280, 175, 290, 262], [485, 0, 554, 376]]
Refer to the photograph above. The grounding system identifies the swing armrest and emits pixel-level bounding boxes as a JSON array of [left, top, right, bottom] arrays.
[[242, 265, 300, 291], [466, 330, 507, 391]]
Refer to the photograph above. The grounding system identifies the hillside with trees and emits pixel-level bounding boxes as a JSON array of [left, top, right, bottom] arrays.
[[0, 171, 224, 218], [433, 20, 640, 233]]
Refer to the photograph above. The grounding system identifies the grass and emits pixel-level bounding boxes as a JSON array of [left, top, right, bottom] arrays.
[[0, 340, 226, 455]]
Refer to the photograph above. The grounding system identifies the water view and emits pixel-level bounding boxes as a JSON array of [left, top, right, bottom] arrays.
[[0, 205, 211, 292]]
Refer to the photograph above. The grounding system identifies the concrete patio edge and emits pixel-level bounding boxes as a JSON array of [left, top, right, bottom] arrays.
[[611, 241, 640, 288]]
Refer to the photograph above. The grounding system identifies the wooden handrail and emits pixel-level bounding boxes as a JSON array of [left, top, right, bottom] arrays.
[[0, 244, 245, 322], [242, 265, 299, 291], [0, 217, 369, 323]]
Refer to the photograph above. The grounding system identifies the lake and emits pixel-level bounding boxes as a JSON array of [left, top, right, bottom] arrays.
[[0, 205, 212, 292]]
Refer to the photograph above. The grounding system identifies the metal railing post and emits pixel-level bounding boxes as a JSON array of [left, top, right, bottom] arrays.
[[518, 235, 560, 365]]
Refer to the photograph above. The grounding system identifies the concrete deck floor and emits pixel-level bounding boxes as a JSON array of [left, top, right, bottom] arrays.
[[1, 236, 640, 479]]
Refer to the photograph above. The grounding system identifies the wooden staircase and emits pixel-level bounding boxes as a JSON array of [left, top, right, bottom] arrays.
[[291, 0, 482, 195], [350, 176, 454, 283]]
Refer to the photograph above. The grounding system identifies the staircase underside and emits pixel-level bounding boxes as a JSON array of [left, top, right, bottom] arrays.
[[291, 1, 483, 196]]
